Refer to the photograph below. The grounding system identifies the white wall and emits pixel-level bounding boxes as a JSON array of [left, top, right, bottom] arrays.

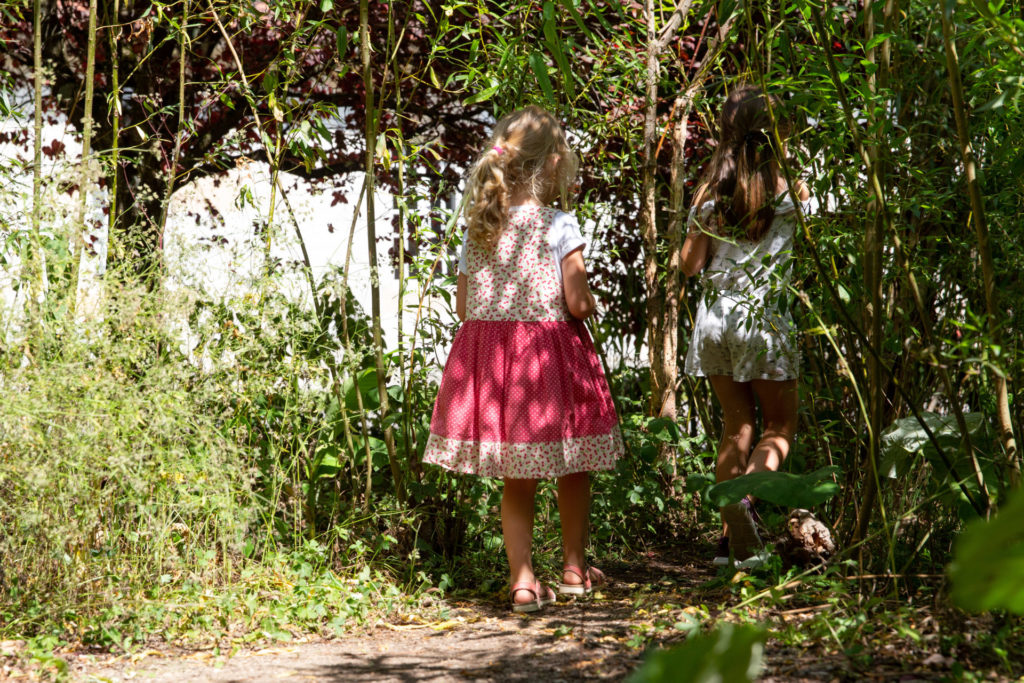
[[0, 107, 456, 352]]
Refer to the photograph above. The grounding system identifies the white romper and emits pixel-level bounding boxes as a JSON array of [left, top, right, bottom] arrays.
[[684, 193, 814, 383]]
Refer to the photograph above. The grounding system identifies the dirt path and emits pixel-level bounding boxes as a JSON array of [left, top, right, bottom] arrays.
[[37, 548, 965, 682], [69, 553, 711, 682], [74, 603, 644, 682]]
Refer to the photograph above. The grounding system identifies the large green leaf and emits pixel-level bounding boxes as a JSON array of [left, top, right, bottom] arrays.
[[879, 411, 993, 519], [626, 623, 766, 683], [948, 490, 1024, 614], [705, 467, 841, 508], [880, 411, 985, 478], [541, 1, 577, 100]]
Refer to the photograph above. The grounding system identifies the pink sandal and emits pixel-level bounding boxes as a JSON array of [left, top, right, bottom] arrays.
[[510, 581, 556, 613], [557, 564, 605, 596]]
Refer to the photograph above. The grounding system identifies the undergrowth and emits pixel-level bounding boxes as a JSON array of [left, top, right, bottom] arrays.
[[0, 284, 437, 658]]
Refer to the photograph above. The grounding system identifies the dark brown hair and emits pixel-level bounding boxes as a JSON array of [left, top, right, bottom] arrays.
[[464, 106, 579, 249], [697, 85, 790, 242]]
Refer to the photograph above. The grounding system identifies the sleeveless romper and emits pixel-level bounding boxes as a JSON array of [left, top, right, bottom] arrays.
[[685, 194, 813, 382]]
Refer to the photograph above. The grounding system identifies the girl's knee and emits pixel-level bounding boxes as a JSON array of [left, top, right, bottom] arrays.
[[504, 478, 538, 496], [721, 421, 756, 443], [557, 471, 588, 486]]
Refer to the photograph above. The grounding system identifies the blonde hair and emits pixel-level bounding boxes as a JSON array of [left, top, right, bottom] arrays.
[[465, 106, 579, 249], [696, 85, 791, 242]]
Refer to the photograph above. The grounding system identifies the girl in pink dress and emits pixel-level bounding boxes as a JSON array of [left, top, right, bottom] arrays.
[[423, 106, 623, 613]]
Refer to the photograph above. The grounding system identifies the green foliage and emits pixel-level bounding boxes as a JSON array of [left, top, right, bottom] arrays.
[[0, 287, 254, 634], [2, 0, 1024, 656], [880, 411, 996, 519], [704, 467, 841, 509], [949, 490, 1024, 614], [626, 623, 767, 683]]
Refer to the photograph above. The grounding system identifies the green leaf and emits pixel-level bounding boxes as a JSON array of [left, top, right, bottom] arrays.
[[530, 51, 556, 105], [626, 623, 766, 683], [542, 1, 576, 100], [343, 368, 381, 411], [864, 32, 896, 51], [705, 467, 841, 508], [686, 473, 715, 494], [647, 417, 679, 440], [949, 490, 1024, 614], [880, 411, 987, 480], [463, 84, 499, 105], [836, 282, 851, 305], [335, 27, 349, 59], [315, 446, 342, 478], [262, 70, 278, 94], [977, 79, 1023, 111], [559, 0, 595, 41]]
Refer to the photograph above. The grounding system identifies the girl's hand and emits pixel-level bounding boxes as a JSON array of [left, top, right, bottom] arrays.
[[795, 180, 810, 201], [562, 248, 596, 319]]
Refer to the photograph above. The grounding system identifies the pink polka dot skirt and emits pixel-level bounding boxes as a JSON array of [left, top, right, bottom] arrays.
[[423, 207, 623, 479]]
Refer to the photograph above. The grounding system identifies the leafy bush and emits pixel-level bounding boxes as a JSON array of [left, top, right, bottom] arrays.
[[0, 287, 254, 634]]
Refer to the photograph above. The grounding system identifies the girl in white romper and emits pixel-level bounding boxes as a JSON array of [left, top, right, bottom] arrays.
[[681, 85, 813, 565], [423, 106, 623, 611]]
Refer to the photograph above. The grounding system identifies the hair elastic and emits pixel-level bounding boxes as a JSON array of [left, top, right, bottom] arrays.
[[492, 145, 504, 155]]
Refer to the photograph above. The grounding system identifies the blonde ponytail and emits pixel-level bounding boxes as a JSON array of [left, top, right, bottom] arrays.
[[465, 106, 578, 249], [465, 146, 510, 249]]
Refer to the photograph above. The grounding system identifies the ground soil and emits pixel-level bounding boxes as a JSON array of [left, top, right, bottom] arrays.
[[9, 546, 988, 682]]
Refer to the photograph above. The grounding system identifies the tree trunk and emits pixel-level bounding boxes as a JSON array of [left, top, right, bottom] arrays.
[[853, 0, 886, 550], [105, 0, 121, 269], [27, 0, 45, 347], [661, 98, 691, 428], [641, 0, 667, 419], [361, 0, 405, 505]]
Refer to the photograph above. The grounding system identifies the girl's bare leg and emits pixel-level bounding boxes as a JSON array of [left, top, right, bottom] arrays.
[[708, 375, 757, 483], [748, 379, 799, 474], [708, 375, 757, 541], [502, 478, 538, 604], [557, 471, 589, 585]]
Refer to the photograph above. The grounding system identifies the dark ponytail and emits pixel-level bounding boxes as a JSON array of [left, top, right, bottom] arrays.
[[697, 85, 789, 242]]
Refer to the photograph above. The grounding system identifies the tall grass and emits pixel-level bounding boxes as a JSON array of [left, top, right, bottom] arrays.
[[0, 285, 255, 634]]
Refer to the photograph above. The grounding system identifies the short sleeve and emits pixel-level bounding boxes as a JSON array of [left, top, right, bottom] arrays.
[[458, 236, 468, 275], [799, 195, 818, 216], [548, 211, 586, 266], [687, 201, 715, 235]]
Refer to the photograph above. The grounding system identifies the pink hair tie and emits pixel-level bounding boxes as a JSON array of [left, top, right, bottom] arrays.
[[492, 145, 504, 155]]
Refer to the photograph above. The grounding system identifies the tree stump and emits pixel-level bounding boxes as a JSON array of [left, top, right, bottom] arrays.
[[775, 508, 836, 569]]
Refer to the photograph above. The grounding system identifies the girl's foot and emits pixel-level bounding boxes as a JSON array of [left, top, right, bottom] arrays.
[[712, 535, 731, 566], [721, 498, 763, 561], [558, 564, 605, 595], [510, 581, 556, 613]]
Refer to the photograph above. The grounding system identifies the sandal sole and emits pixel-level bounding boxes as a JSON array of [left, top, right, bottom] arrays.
[[512, 602, 541, 613]]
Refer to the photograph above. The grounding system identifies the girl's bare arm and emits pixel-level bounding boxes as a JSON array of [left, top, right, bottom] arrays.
[[562, 248, 596, 319], [456, 273, 468, 321], [682, 185, 712, 277], [681, 229, 710, 278]]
